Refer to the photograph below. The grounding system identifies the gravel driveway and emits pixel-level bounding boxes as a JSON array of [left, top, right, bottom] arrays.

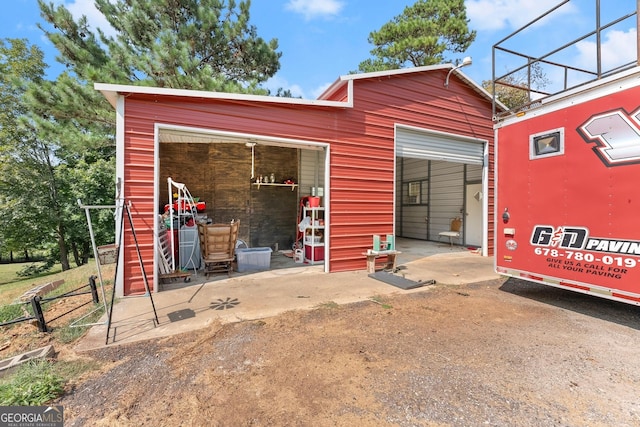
[[59, 277, 640, 426]]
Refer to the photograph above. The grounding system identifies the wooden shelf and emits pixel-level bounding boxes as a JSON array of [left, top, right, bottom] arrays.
[[252, 183, 298, 191]]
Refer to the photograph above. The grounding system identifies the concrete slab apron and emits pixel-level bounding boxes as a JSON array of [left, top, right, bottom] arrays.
[[76, 251, 499, 351]]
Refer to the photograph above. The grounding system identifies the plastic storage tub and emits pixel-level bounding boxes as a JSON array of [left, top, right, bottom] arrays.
[[236, 247, 272, 272]]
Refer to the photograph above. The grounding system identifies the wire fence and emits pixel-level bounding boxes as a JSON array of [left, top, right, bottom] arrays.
[[0, 276, 101, 333]]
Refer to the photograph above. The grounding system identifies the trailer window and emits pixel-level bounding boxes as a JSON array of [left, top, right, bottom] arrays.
[[530, 128, 564, 159]]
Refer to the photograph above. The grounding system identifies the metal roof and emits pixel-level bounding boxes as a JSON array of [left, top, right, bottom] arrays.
[[319, 64, 503, 110], [95, 81, 353, 109], [95, 64, 502, 111]]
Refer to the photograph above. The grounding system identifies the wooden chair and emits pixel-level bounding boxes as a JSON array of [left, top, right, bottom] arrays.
[[198, 220, 240, 276], [438, 217, 462, 247]]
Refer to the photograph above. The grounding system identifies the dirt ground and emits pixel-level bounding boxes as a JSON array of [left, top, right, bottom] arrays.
[[7, 277, 640, 426]]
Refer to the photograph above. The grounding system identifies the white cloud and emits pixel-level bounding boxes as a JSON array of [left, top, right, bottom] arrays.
[[466, 0, 576, 32], [311, 82, 332, 99], [60, 0, 116, 37], [264, 76, 336, 100], [285, 0, 344, 20], [264, 75, 306, 98], [574, 28, 637, 73], [286, 83, 305, 98]]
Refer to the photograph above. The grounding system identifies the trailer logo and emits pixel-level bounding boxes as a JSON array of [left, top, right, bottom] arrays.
[[531, 225, 640, 255], [531, 226, 588, 249], [578, 107, 640, 167]]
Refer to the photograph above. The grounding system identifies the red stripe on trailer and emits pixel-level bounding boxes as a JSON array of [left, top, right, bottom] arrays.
[[520, 273, 543, 281], [612, 292, 640, 303], [501, 268, 640, 305], [560, 282, 590, 292]]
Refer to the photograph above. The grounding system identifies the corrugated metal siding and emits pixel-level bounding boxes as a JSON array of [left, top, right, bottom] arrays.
[[395, 159, 487, 245], [329, 136, 395, 270], [321, 82, 350, 102], [336, 72, 495, 267], [122, 115, 156, 295], [123, 99, 349, 294], [428, 161, 465, 241], [299, 149, 325, 197], [488, 142, 495, 256], [466, 163, 482, 181], [118, 69, 495, 293], [396, 157, 429, 239]]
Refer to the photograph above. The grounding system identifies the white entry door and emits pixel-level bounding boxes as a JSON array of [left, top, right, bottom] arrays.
[[465, 183, 483, 247]]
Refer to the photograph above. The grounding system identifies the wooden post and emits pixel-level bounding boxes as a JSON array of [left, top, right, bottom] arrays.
[[30, 296, 47, 333]]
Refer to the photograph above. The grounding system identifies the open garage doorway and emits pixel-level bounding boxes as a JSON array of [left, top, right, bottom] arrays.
[[155, 126, 328, 276], [394, 125, 488, 252]]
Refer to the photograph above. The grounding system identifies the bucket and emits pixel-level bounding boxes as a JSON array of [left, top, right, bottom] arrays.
[[307, 196, 321, 207], [294, 249, 304, 263]]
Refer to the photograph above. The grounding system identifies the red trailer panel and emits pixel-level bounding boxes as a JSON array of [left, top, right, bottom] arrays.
[[495, 69, 640, 305]]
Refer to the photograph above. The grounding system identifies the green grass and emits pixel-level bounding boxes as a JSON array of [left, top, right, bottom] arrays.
[[53, 304, 107, 344], [0, 355, 102, 406], [0, 261, 114, 405], [0, 261, 62, 285], [0, 262, 114, 305], [0, 360, 64, 406], [316, 300, 340, 310], [0, 303, 28, 323], [53, 358, 102, 383], [0, 261, 114, 333], [369, 295, 393, 309], [0, 262, 64, 305], [0, 357, 102, 406], [0, 261, 114, 339]]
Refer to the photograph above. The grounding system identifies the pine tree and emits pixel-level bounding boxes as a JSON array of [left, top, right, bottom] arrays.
[[0, 2, 281, 269], [357, 0, 476, 73], [38, 0, 281, 91], [20, 0, 282, 267]]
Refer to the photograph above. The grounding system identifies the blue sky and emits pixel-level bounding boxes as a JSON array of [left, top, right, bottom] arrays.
[[2, 0, 638, 98]]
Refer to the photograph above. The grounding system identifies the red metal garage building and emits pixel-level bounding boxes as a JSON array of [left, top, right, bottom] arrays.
[[97, 64, 496, 296]]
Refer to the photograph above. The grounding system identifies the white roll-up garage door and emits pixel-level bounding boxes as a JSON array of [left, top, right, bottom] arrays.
[[396, 125, 485, 165]]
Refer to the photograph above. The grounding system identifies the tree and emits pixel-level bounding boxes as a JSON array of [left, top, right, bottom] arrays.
[[38, 0, 281, 91], [0, 39, 55, 263], [270, 87, 300, 98], [483, 62, 551, 111], [357, 0, 476, 73], [33, 0, 282, 157], [58, 157, 116, 266], [16, 0, 282, 269]]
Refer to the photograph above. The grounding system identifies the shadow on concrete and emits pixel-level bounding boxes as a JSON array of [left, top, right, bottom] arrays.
[[499, 277, 640, 330]]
